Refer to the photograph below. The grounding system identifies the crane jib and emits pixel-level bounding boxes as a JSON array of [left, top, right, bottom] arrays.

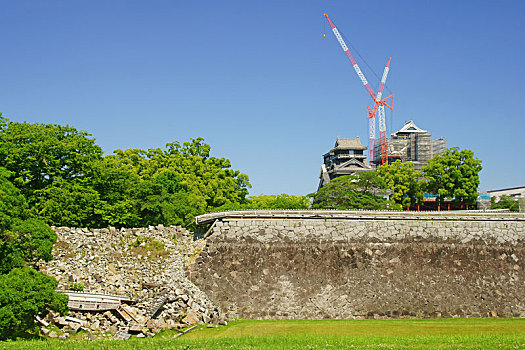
[[332, 28, 349, 52], [381, 67, 389, 84], [353, 64, 369, 86], [331, 27, 370, 87]]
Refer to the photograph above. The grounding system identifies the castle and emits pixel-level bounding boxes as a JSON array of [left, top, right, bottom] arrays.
[[319, 120, 447, 188]]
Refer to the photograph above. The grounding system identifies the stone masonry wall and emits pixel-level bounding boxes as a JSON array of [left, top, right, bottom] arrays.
[[188, 210, 525, 320]]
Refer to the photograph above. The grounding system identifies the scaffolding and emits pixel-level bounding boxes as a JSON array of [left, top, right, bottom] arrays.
[[373, 120, 447, 171]]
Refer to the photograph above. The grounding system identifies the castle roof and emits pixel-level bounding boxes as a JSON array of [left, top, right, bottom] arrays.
[[331, 137, 367, 151], [393, 120, 428, 135]]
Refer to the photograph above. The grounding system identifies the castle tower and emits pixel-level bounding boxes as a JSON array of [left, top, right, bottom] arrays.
[[318, 137, 373, 189]]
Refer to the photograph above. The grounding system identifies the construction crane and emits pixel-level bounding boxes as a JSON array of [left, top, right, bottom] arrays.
[[323, 13, 393, 165], [368, 58, 393, 165]]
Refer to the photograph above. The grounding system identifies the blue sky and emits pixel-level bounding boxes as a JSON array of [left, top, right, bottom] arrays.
[[1, 0, 523, 195]]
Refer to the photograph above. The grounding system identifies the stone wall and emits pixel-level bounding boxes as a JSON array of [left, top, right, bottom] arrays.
[[188, 210, 525, 319]]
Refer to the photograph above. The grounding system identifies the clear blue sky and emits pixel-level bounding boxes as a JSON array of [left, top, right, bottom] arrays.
[[1, 0, 523, 195]]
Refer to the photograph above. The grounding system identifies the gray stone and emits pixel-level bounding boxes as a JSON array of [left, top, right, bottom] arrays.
[[55, 317, 68, 327], [182, 311, 200, 325], [48, 331, 58, 338], [68, 322, 82, 333]]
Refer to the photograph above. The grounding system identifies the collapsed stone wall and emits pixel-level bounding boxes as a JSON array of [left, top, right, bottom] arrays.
[[188, 210, 525, 320], [42, 225, 223, 339]]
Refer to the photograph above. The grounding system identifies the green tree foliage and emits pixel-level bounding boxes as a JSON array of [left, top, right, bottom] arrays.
[[0, 168, 67, 340], [162, 138, 250, 208], [422, 147, 482, 208], [0, 168, 26, 231], [0, 115, 103, 225], [490, 195, 519, 212], [35, 179, 102, 227], [248, 194, 310, 209], [135, 170, 207, 228], [0, 170, 58, 273], [0, 115, 251, 228], [5, 219, 58, 272], [92, 138, 251, 228], [214, 194, 311, 211], [89, 152, 142, 227], [0, 114, 102, 197], [377, 161, 424, 209], [309, 172, 399, 210], [0, 267, 67, 340]]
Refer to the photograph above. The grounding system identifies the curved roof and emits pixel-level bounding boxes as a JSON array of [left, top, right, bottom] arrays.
[[393, 120, 428, 135], [332, 137, 367, 151]]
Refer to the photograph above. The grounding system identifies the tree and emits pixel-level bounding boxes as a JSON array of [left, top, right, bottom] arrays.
[[422, 147, 482, 208], [0, 115, 251, 228], [0, 115, 103, 225], [94, 138, 251, 228], [89, 151, 143, 227], [34, 179, 102, 228], [0, 267, 67, 340], [0, 168, 26, 232], [0, 115, 102, 195], [134, 169, 207, 228], [160, 138, 250, 208], [491, 195, 519, 212], [248, 194, 310, 209], [309, 173, 399, 210], [214, 194, 310, 211], [377, 161, 424, 209], [0, 168, 67, 339], [0, 169, 59, 273]]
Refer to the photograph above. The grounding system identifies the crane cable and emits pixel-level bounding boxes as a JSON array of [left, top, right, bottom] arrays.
[[322, 13, 327, 38]]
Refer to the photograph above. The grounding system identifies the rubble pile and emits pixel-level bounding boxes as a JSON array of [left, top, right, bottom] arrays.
[[41, 225, 223, 338]]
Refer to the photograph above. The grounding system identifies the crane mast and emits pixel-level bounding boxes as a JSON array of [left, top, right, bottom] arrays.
[[324, 13, 393, 165], [369, 58, 393, 165]]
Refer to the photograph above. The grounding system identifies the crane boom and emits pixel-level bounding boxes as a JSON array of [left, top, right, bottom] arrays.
[[377, 57, 390, 102], [324, 13, 376, 101]]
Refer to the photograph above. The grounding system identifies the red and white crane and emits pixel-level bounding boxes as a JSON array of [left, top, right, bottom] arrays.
[[368, 58, 393, 165], [323, 13, 393, 165]]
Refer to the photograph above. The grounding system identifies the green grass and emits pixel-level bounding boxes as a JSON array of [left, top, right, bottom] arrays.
[[183, 318, 525, 338], [1, 318, 524, 349]]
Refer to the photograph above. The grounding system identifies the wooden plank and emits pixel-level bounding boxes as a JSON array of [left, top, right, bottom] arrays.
[[172, 325, 197, 339]]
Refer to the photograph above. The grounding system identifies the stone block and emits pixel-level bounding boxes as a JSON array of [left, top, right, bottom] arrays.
[[182, 310, 200, 325]]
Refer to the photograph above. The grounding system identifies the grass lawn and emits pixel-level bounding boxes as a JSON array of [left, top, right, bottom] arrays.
[[183, 318, 525, 338], [2, 318, 524, 349]]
